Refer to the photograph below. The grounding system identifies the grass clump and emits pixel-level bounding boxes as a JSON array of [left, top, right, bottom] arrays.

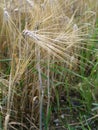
[[0, 0, 98, 130]]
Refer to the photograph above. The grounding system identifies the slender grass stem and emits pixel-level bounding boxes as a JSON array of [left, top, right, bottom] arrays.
[[36, 45, 43, 130], [46, 53, 50, 130]]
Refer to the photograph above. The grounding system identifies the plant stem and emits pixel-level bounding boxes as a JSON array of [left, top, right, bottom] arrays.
[[36, 46, 43, 130]]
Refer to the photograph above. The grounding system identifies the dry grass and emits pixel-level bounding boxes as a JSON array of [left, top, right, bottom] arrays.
[[0, 0, 98, 129]]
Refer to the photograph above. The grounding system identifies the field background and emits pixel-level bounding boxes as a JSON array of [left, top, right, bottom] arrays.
[[0, 0, 98, 130]]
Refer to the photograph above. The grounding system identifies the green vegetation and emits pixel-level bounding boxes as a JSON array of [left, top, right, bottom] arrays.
[[0, 0, 98, 130]]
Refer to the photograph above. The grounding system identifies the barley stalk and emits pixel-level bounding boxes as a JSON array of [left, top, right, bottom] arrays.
[[36, 45, 43, 130], [4, 74, 12, 130], [46, 53, 50, 130]]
